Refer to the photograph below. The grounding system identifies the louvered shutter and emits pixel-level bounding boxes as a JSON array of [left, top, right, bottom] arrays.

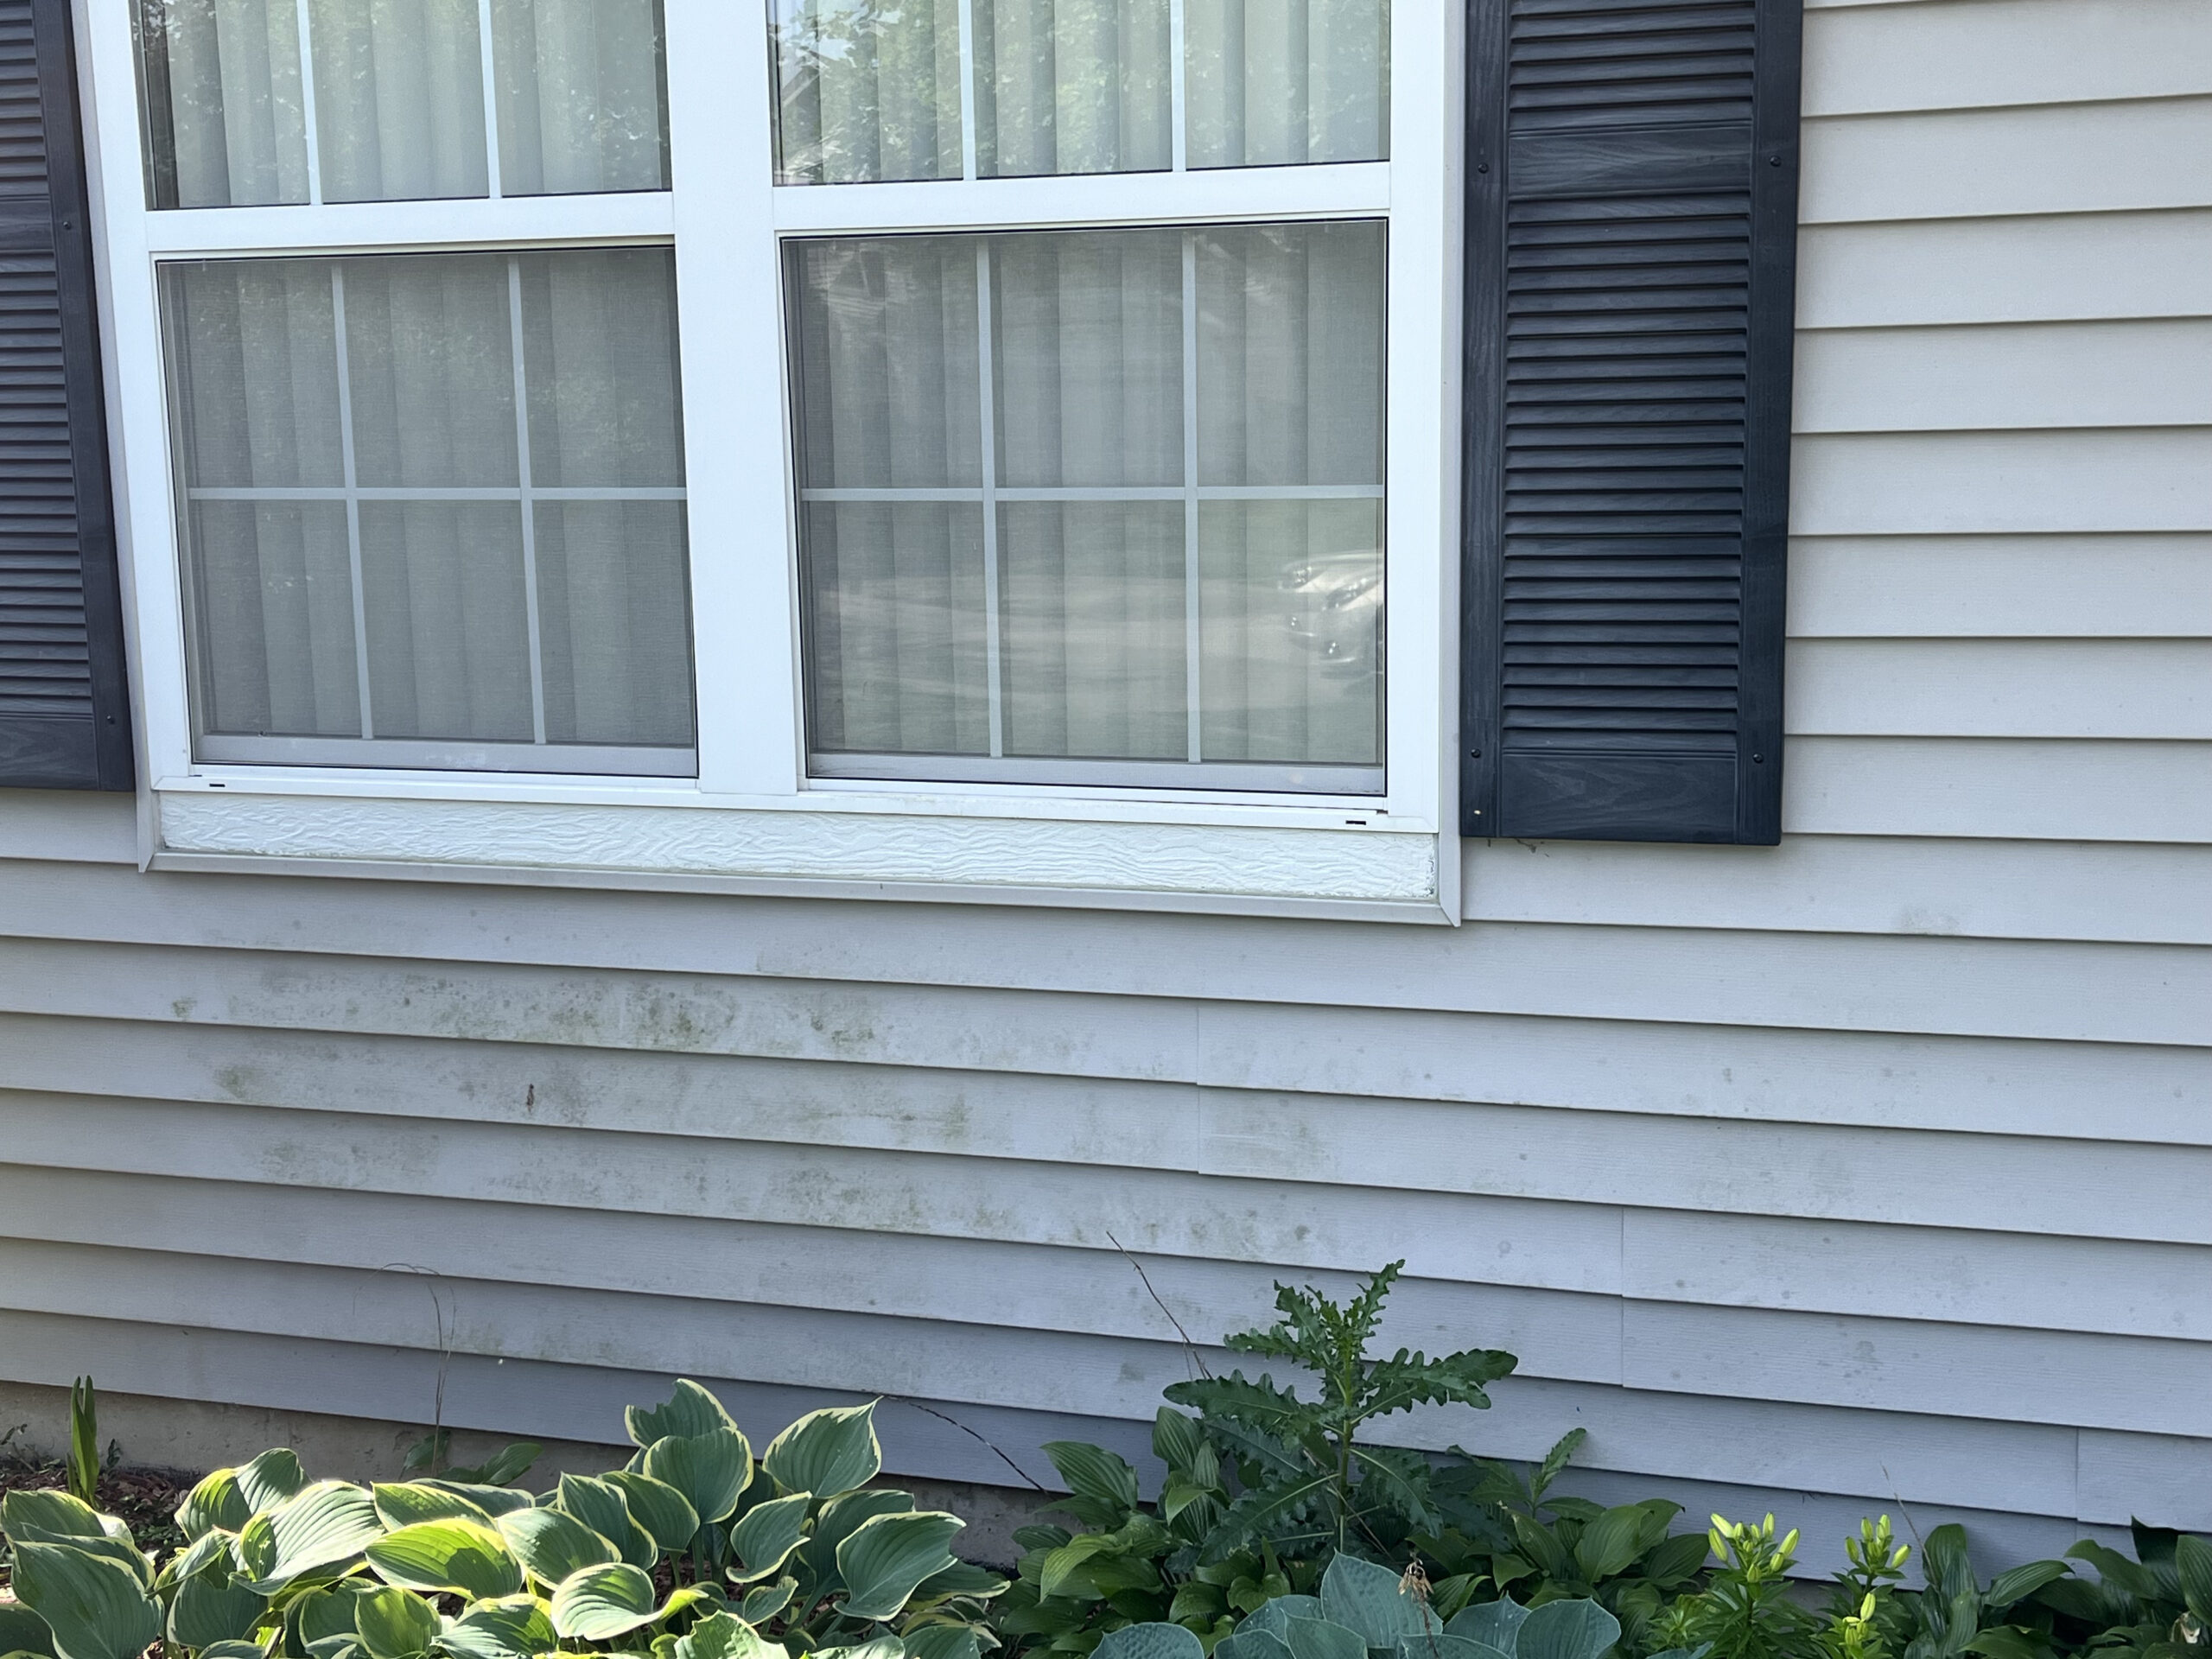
[[0, 0, 130, 791], [1461, 0, 1799, 842]]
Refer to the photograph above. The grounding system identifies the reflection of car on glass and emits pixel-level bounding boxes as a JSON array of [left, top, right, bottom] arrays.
[[1278, 550, 1383, 676]]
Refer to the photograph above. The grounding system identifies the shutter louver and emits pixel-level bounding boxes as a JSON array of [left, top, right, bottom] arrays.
[[1462, 0, 1799, 842], [0, 0, 130, 791]]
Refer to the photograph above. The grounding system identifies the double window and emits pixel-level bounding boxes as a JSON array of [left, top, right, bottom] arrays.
[[124, 0, 1421, 802]]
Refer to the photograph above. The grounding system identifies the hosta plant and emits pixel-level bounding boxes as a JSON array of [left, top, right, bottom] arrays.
[[0, 1382, 1002, 1659]]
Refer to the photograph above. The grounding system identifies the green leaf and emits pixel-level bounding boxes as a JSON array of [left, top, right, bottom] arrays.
[[837, 1511, 965, 1622], [627, 1381, 739, 1448], [1321, 1554, 1440, 1649], [1348, 1446, 1440, 1534], [1044, 1446, 1141, 1516], [292, 1580, 375, 1659], [1573, 1510, 1649, 1584], [9, 1541, 161, 1659], [551, 1564, 663, 1642], [365, 1519, 524, 1600], [261, 1483, 385, 1587], [178, 1471, 253, 1541], [607, 1472, 702, 1554], [737, 1580, 797, 1625], [1987, 1562, 2074, 1612], [1154, 1410, 1205, 1471], [202, 1643, 277, 1659], [462, 1446, 543, 1491], [1096, 1626, 1207, 1659], [355, 1590, 438, 1659], [805, 1490, 914, 1585], [0, 1602, 56, 1659], [238, 1452, 310, 1516], [497, 1506, 619, 1586], [1, 1491, 106, 1541], [1241, 1600, 1325, 1640], [1219, 1635, 1294, 1659], [674, 1612, 785, 1659], [1964, 1630, 2052, 1659], [816, 1639, 903, 1659], [1400, 1639, 1510, 1659], [556, 1475, 659, 1571], [436, 1597, 558, 1659], [645, 1430, 753, 1527], [414, 1483, 532, 1520], [171, 1567, 270, 1648], [372, 1484, 493, 1531], [905, 1629, 982, 1659], [1514, 1600, 1620, 1659], [1286, 1618, 1366, 1659], [2174, 1535, 2212, 1622], [913, 1560, 1011, 1599], [1445, 1602, 1527, 1652], [1198, 1475, 1337, 1566], [729, 1492, 812, 1581], [763, 1404, 882, 1502]]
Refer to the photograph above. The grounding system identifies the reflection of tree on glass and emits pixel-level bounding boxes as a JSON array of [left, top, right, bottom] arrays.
[[772, 0, 966, 184]]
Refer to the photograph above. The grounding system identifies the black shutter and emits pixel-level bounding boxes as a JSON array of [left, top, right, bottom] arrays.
[[0, 0, 130, 791], [1461, 0, 1799, 843]]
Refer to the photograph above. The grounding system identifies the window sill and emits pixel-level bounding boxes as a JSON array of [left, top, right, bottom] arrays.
[[148, 784, 1448, 921]]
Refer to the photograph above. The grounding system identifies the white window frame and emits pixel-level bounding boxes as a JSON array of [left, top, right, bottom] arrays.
[[76, 0, 1463, 921]]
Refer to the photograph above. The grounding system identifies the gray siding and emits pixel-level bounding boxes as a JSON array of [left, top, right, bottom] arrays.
[[3, 0, 2209, 1573]]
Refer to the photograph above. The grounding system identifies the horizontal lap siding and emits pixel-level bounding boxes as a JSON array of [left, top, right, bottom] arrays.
[[0, 0, 2208, 1567]]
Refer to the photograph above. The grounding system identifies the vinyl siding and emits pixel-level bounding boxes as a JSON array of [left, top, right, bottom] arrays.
[[1, 0, 2208, 1572]]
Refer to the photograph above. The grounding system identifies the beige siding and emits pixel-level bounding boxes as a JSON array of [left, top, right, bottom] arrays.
[[2, 0, 2208, 1572]]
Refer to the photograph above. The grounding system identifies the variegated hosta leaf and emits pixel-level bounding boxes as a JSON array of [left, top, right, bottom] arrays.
[[626, 1381, 739, 1448], [372, 1484, 494, 1531], [170, 1565, 269, 1648], [642, 1431, 752, 1527], [550, 1565, 662, 1642], [816, 1638, 903, 1659], [0, 1597, 56, 1658], [556, 1475, 659, 1571], [912, 1560, 1009, 1601], [673, 1612, 785, 1659], [1, 1491, 105, 1541], [728, 1492, 810, 1581], [435, 1596, 556, 1659], [1095, 1625, 1206, 1659], [762, 1405, 881, 1502], [232, 1511, 278, 1583], [257, 1484, 385, 1589], [238, 1451, 308, 1516], [177, 1470, 251, 1541], [836, 1511, 963, 1623], [605, 1472, 701, 1554], [8, 1541, 161, 1659], [496, 1506, 619, 1586], [2, 1528, 149, 1592], [364, 1520, 524, 1601], [1400, 1636, 1510, 1659], [736, 1580, 797, 1626], [906, 1626, 985, 1659], [354, 1589, 438, 1659], [157, 1528, 234, 1594], [415, 1483, 532, 1519]]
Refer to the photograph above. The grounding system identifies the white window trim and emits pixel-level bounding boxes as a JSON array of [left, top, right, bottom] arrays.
[[79, 0, 1464, 922]]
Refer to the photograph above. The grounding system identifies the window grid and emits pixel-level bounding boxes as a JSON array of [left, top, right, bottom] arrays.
[[177, 254, 691, 758]]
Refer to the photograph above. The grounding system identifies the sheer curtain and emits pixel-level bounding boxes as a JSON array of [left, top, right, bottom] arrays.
[[139, 0, 669, 205], [772, 0, 1383, 181], [790, 221, 1384, 779], [164, 249, 695, 766]]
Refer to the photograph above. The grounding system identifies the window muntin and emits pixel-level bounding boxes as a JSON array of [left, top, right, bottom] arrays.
[[770, 0, 1388, 184], [790, 220, 1385, 793], [136, 0, 671, 208], [163, 247, 696, 774]]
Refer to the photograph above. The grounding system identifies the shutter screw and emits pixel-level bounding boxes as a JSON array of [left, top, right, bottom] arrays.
[[1768, 155, 1782, 167], [1752, 752, 1765, 764], [1477, 162, 1490, 174], [1469, 747, 1482, 760]]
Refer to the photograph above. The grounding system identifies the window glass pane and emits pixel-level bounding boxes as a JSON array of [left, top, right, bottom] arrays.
[[974, 0, 1170, 178], [1185, 0, 1389, 167], [162, 249, 696, 770], [772, 0, 965, 184], [137, 0, 312, 207], [790, 221, 1385, 790], [137, 0, 671, 204], [493, 0, 671, 194], [307, 0, 491, 203]]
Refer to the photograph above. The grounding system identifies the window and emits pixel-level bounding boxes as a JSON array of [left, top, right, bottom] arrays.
[[93, 0, 1461, 912]]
